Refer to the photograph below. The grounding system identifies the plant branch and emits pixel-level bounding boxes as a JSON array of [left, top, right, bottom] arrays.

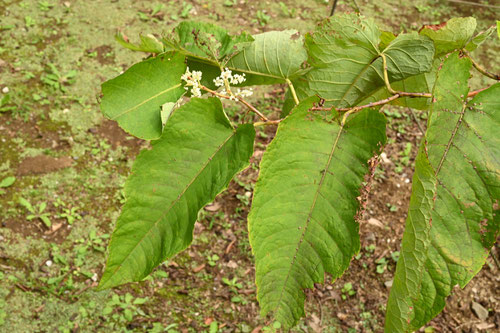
[[236, 96, 269, 121], [286, 78, 300, 106], [194, 80, 269, 122], [310, 87, 488, 120], [465, 52, 500, 81], [408, 107, 425, 135], [330, 0, 339, 16], [254, 119, 281, 127]]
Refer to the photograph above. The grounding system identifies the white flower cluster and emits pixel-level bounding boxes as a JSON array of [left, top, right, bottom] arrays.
[[214, 68, 253, 100], [180, 67, 253, 101], [181, 67, 203, 98]]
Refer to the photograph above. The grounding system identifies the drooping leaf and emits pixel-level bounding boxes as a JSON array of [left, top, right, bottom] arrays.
[[385, 53, 500, 332], [160, 102, 176, 128], [420, 17, 477, 56], [115, 33, 165, 54], [99, 98, 255, 289], [249, 97, 386, 328], [284, 14, 434, 114], [226, 30, 308, 85], [100, 53, 186, 140]]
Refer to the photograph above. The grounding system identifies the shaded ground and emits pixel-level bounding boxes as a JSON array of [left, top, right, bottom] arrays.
[[0, 0, 498, 332]]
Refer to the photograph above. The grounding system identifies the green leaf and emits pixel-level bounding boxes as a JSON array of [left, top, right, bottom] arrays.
[[99, 98, 255, 290], [160, 102, 176, 128], [101, 53, 186, 140], [0, 176, 15, 188], [465, 25, 496, 52], [115, 33, 165, 54], [19, 197, 35, 213], [163, 21, 253, 63], [285, 14, 434, 114], [386, 53, 500, 332], [40, 215, 52, 228], [249, 97, 386, 328], [226, 30, 307, 84], [420, 17, 477, 56]]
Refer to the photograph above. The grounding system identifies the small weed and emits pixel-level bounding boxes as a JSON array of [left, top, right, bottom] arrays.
[[38, 1, 55, 11], [19, 198, 52, 228], [341, 282, 356, 300], [41, 64, 77, 92], [24, 16, 36, 28], [224, 0, 237, 7], [206, 253, 220, 267], [180, 2, 193, 19], [256, 10, 270, 26], [386, 203, 398, 212], [376, 257, 388, 274], [279, 2, 297, 18], [102, 293, 148, 322]]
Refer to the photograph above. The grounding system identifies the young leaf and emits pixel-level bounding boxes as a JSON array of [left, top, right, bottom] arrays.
[[386, 53, 500, 332], [226, 30, 307, 84], [285, 14, 434, 114], [101, 52, 186, 140], [465, 25, 496, 52], [420, 17, 477, 56], [249, 97, 386, 328], [99, 98, 255, 290], [163, 21, 253, 63], [115, 33, 165, 54]]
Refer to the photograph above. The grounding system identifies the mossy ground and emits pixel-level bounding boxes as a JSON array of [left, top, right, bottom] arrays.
[[0, 0, 498, 332]]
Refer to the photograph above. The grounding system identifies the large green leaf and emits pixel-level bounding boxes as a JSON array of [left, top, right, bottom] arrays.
[[226, 30, 308, 85], [385, 53, 500, 332], [249, 97, 386, 328], [420, 17, 477, 56], [284, 14, 434, 114], [100, 53, 186, 140], [99, 98, 255, 289]]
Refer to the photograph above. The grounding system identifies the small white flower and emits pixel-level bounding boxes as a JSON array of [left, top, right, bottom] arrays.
[[2, 86, 9, 94], [235, 88, 253, 98], [181, 67, 204, 97]]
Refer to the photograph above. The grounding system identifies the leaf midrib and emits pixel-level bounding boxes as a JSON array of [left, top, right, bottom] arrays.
[[110, 83, 182, 120], [274, 121, 344, 315], [101, 129, 237, 287]]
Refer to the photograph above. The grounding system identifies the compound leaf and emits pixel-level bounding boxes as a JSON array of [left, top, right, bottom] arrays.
[[99, 98, 255, 290], [386, 53, 500, 332], [249, 97, 386, 328], [101, 53, 186, 140]]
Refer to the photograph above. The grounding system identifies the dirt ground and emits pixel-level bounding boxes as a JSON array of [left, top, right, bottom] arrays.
[[0, 0, 498, 332]]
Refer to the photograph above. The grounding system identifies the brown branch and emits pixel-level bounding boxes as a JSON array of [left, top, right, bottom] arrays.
[[310, 87, 488, 117]]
